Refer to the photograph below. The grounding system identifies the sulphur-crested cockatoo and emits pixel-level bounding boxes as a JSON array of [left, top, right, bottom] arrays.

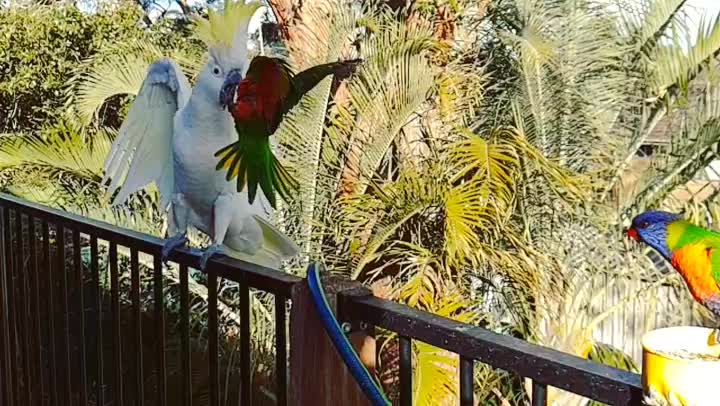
[[102, 0, 299, 270]]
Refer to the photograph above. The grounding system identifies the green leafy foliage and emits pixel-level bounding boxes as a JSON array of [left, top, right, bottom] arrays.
[[0, 4, 138, 131], [0, 3, 200, 133]]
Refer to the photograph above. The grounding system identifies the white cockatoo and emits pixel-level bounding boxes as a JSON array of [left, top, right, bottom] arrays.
[[102, 0, 299, 270]]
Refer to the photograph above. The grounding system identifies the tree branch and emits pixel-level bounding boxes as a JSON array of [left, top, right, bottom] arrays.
[[266, 0, 294, 41], [174, 0, 191, 15]]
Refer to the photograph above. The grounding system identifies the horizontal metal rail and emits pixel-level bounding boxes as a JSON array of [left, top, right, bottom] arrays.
[[339, 290, 645, 405], [0, 193, 301, 295]]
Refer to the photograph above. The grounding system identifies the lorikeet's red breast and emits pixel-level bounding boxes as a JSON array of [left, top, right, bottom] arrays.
[[230, 58, 291, 126], [628, 211, 720, 318]]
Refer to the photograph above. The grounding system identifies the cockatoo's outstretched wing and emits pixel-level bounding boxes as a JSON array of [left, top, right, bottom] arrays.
[[102, 58, 191, 210]]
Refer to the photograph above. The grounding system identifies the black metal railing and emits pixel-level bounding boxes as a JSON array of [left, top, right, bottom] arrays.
[[338, 290, 645, 406], [0, 194, 300, 406], [0, 194, 645, 406]]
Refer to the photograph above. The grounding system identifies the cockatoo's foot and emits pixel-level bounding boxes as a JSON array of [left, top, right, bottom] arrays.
[[161, 233, 188, 265], [199, 244, 230, 272]]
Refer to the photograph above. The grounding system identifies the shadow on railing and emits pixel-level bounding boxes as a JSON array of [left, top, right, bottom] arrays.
[[0, 194, 643, 406]]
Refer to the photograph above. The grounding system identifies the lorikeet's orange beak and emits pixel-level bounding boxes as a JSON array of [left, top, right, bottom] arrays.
[[626, 227, 639, 241]]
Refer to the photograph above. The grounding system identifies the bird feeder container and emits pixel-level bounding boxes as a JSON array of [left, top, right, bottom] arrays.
[[641, 326, 720, 405]]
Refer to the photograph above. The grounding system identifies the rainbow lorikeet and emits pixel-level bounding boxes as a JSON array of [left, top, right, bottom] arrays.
[[627, 211, 720, 344], [217, 55, 361, 208]]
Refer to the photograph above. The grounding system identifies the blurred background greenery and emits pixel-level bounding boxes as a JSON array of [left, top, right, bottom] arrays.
[[3, 0, 720, 404]]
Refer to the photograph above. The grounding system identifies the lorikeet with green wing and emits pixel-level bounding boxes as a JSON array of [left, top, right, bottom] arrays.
[[627, 211, 720, 344], [217, 55, 361, 208]]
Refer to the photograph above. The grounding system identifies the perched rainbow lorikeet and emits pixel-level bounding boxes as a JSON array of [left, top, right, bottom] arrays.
[[627, 211, 720, 344], [217, 55, 361, 208]]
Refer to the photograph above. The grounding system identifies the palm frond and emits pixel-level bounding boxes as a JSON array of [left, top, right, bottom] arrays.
[[503, 0, 634, 171], [0, 124, 164, 233], [328, 11, 438, 196], [272, 0, 358, 260], [71, 42, 202, 124], [648, 12, 720, 97]]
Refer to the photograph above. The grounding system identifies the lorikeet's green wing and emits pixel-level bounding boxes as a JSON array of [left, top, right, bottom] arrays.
[[281, 59, 362, 119], [705, 238, 720, 286], [215, 120, 299, 208]]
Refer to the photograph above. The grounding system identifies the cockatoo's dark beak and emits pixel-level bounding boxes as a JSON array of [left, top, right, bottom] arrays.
[[220, 69, 244, 110]]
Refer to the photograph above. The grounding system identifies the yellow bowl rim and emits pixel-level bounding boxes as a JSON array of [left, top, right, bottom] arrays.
[[641, 326, 720, 364]]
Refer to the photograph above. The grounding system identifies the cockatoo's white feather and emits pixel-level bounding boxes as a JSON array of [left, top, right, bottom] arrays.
[[102, 59, 190, 211]]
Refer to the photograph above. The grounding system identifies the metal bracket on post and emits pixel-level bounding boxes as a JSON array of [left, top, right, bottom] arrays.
[[336, 285, 376, 374], [337, 286, 375, 335]]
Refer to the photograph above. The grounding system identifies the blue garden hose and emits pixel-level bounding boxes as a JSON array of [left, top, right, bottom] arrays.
[[306, 263, 391, 406]]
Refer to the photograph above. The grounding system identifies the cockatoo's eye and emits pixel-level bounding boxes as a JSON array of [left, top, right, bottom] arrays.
[[638, 221, 650, 229], [211, 65, 222, 77]]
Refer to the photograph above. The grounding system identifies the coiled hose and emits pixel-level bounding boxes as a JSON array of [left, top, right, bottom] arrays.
[[306, 263, 391, 406]]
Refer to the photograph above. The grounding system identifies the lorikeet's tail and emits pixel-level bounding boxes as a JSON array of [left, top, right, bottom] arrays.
[[214, 137, 299, 209]]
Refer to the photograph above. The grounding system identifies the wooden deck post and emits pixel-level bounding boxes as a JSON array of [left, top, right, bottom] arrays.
[[288, 273, 376, 406]]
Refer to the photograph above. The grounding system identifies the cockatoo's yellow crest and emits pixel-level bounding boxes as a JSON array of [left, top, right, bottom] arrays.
[[192, 0, 263, 50]]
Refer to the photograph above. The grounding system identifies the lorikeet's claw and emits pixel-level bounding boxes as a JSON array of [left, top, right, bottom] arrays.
[[334, 58, 363, 81], [199, 243, 230, 272], [708, 328, 720, 346], [161, 233, 188, 265]]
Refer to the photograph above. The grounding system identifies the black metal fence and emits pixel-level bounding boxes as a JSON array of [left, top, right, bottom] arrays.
[[0, 194, 644, 406], [0, 194, 299, 406]]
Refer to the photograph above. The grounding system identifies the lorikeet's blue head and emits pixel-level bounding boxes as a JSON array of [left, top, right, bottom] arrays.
[[627, 210, 681, 259]]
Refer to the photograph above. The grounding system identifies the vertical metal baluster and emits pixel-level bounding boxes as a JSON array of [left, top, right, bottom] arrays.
[[56, 226, 72, 405], [399, 335, 412, 406], [274, 295, 287, 406], [16, 212, 31, 406], [43, 221, 57, 404], [459, 357, 474, 406], [73, 230, 88, 405], [29, 218, 44, 406], [239, 276, 251, 406], [179, 263, 191, 406], [91, 236, 103, 406], [22, 215, 36, 405], [207, 268, 219, 406], [0, 206, 9, 406], [130, 248, 144, 406], [110, 242, 123, 406], [153, 256, 166, 406], [4, 208, 17, 405], [532, 381, 548, 406]]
